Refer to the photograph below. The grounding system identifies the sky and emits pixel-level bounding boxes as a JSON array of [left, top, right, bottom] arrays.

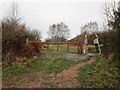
[[0, 0, 119, 41]]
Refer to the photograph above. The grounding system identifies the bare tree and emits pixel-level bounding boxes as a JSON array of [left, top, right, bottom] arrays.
[[48, 22, 70, 42], [80, 21, 99, 35], [101, 1, 120, 59], [103, 1, 118, 28], [28, 29, 41, 41]]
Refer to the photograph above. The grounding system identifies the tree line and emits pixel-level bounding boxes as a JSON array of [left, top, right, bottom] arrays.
[[69, 1, 120, 60]]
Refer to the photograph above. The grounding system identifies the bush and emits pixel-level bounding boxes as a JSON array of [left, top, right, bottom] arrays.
[[20, 45, 34, 57], [87, 45, 96, 53], [2, 18, 41, 65]]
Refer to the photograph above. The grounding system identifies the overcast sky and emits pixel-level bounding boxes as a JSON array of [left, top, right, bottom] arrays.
[[1, 0, 119, 41]]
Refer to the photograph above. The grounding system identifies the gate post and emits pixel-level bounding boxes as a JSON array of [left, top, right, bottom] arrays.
[[57, 44, 59, 51], [36, 41, 40, 53], [78, 43, 82, 53], [67, 43, 69, 52], [80, 43, 83, 53], [47, 44, 49, 50]]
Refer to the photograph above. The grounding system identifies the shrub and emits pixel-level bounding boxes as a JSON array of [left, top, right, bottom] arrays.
[[2, 18, 41, 65]]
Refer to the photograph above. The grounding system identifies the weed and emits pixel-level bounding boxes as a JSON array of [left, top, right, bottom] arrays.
[[3, 55, 75, 81], [4, 82, 15, 86], [77, 55, 119, 88], [43, 56, 75, 73], [43, 82, 57, 88], [3, 64, 30, 80], [2, 56, 43, 80]]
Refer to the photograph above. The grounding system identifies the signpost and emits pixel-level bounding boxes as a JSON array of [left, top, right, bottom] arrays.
[[95, 34, 101, 54], [83, 34, 88, 54]]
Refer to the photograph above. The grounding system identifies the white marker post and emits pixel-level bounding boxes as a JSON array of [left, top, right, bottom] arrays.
[[83, 34, 88, 54], [95, 34, 101, 54]]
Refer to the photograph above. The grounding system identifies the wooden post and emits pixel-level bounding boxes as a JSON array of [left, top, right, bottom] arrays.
[[78, 43, 82, 53], [78, 43, 80, 53], [80, 43, 83, 53], [67, 44, 69, 52], [57, 44, 59, 51], [48, 44, 49, 50]]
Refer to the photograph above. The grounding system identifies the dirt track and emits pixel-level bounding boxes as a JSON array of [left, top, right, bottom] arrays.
[[45, 57, 96, 88], [3, 57, 96, 88]]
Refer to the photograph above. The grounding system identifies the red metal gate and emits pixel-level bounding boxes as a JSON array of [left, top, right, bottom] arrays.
[[36, 42, 83, 54]]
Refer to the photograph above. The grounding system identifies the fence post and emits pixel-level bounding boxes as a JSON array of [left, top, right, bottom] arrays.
[[80, 43, 83, 53], [67, 44, 69, 52], [78, 43, 82, 53], [57, 44, 59, 51], [48, 44, 49, 50], [78, 43, 80, 53]]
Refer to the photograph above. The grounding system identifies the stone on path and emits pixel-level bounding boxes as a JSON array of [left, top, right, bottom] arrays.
[[87, 53, 96, 57], [63, 53, 90, 61]]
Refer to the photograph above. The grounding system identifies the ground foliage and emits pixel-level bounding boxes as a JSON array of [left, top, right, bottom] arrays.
[[77, 54, 119, 88], [2, 54, 75, 81]]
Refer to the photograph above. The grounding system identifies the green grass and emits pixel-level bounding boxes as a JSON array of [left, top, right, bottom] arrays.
[[88, 46, 96, 53], [42, 56, 75, 73], [59, 44, 67, 51], [69, 45, 78, 52], [3, 54, 75, 81], [41, 50, 65, 55], [2, 57, 44, 80], [44, 44, 78, 53], [3, 64, 30, 80], [77, 54, 119, 88], [3, 44, 80, 82], [49, 44, 57, 50]]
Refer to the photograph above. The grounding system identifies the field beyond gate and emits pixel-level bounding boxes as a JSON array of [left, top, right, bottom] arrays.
[[40, 42, 83, 53]]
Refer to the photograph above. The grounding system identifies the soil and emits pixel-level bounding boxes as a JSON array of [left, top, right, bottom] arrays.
[[3, 54, 96, 88]]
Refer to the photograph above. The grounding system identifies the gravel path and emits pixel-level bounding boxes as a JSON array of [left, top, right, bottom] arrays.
[[41, 53, 95, 61]]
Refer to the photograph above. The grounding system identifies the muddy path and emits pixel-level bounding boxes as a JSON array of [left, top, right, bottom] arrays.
[[3, 56, 96, 88], [45, 57, 96, 88]]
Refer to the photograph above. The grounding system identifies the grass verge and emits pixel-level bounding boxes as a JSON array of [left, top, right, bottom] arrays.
[[42, 56, 75, 73], [3, 54, 75, 81], [77, 54, 119, 88], [2, 57, 44, 80]]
